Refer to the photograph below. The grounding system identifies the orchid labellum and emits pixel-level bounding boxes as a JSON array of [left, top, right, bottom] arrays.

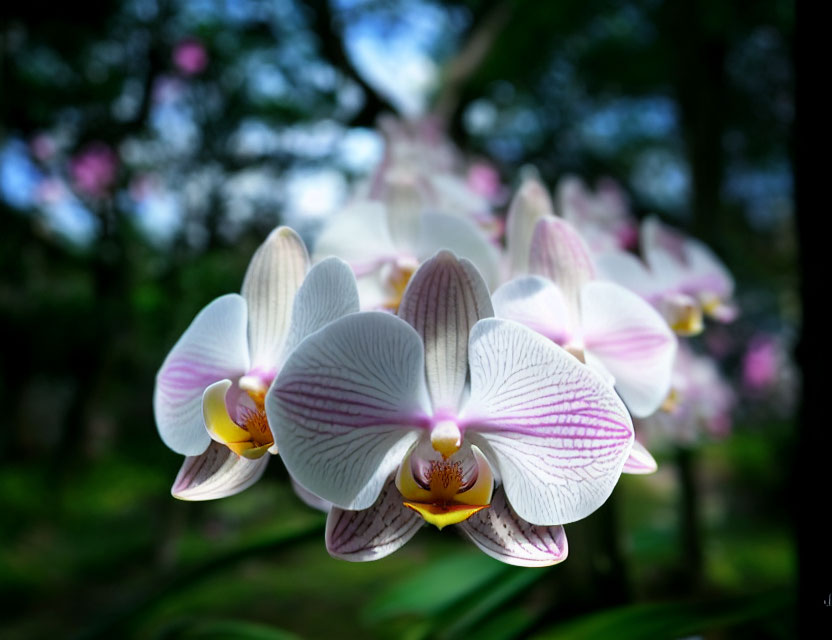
[[154, 226, 358, 500], [267, 251, 634, 566]]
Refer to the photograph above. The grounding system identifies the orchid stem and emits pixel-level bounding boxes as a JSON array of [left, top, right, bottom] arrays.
[[73, 517, 326, 640]]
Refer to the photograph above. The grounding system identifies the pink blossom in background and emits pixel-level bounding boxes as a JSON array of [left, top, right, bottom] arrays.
[[173, 38, 208, 75], [467, 162, 502, 202], [69, 143, 119, 198], [742, 334, 780, 393]]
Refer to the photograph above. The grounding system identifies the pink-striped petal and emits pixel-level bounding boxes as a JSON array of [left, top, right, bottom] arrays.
[[505, 177, 554, 277], [266, 312, 429, 511], [417, 212, 501, 290], [283, 257, 360, 356], [242, 226, 310, 372], [326, 479, 423, 561], [171, 441, 268, 500], [398, 251, 493, 412], [529, 216, 595, 320], [458, 487, 568, 567], [492, 276, 573, 345], [154, 294, 250, 455], [581, 281, 677, 418], [463, 318, 633, 526], [622, 440, 658, 474]]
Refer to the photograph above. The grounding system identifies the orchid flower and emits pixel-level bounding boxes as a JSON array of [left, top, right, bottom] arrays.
[[154, 226, 359, 500], [496, 213, 677, 425], [313, 172, 500, 311], [366, 115, 503, 241], [595, 216, 737, 335], [266, 251, 634, 566], [636, 342, 735, 446]]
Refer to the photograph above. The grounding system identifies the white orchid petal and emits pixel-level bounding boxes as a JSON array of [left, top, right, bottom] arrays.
[[684, 237, 735, 300], [313, 200, 396, 268], [242, 226, 310, 371], [459, 487, 568, 567], [464, 318, 633, 526], [326, 479, 423, 561], [154, 294, 250, 456], [505, 177, 554, 277], [398, 251, 493, 411], [267, 312, 429, 511], [492, 276, 572, 344], [622, 440, 658, 475], [641, 217, 689, 289], [384, 174, 423, 253], [171, 441, 268, 500], [291, 477, 332, 513], [581, 281, 677, 418], [417, 212, 501, 291], [529, 216, 595, 318], [594, 250, 660, 300], [283, 257, 360, 356]]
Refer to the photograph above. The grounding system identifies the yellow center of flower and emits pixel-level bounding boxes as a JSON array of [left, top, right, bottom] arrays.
[[396, 446, 494, 530], [202, 380, 275, 459], [660, 387, 680, 413], [426, 460, 464, 503], [384, 263, 416, 312]]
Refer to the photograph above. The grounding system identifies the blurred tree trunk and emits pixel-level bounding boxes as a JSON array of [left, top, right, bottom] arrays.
[[660, 0, 728, 250]]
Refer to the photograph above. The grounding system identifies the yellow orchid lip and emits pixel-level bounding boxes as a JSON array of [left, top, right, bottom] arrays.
[[403, 502, 489, 530], [203, 379, 275, 459], [396, 443, 494, 529]]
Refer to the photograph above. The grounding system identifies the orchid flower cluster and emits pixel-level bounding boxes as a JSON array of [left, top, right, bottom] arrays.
[[154, 119, 738, 567]]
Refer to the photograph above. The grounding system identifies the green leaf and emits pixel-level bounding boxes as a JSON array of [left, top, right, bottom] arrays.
[[363, 550, 509, 622], [156, 617, 301, 640], [532, 589, 793, 640], [433, 567, 546, 640]]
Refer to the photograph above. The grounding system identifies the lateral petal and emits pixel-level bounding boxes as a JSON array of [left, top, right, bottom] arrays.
[[267, 312, 429, 511], [242, 226, 310, 372], [581, 281, 677, 418], [622, 440, 658, 475], [154, 294, 250, 456], [459, 487, 568, 567], [594, 250, 661, 300], [283, 256, 360, 356], [464, 318, 633, 526], [398, 251, 493, 412], [171, 441, 268, 501], [492, 276, 573, 345], [326, 479, 423, 562]]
